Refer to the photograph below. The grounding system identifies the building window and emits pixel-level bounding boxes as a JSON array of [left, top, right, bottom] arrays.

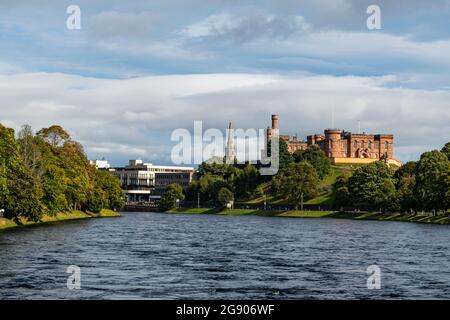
[[361, 141, 364, 149], [385, 141, 389, 149], [354, 141, 357, 149], [368, 141, 372, 149]]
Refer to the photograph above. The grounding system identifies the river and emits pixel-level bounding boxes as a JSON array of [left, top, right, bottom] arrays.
[[0, 212, 449, 299]]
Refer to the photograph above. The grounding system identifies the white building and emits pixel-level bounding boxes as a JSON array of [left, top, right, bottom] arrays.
[[110, 160, 194, 203], [89, 159, 111, 170]]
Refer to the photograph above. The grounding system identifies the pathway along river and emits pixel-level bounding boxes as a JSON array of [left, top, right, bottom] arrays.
[[0, 212, 449, 299]]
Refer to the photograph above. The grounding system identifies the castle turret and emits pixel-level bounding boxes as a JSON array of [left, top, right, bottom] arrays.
[[271, 114, 279, 130], [324, 129, 342, 158]]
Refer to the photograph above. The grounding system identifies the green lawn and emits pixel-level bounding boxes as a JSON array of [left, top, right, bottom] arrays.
[[165, 208, 450, 225], [239, 166, 347, 206], [0, 209, 121, 231]]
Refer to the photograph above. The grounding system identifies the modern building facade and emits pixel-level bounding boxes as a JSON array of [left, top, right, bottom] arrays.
[[109, 160, 194, 203]]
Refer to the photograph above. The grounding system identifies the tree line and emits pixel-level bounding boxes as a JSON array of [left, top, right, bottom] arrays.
[[161, 138, 450, 213], [333, 143, 450, 213], [160, 140, 332, 210], [0, 123, 125, 223]]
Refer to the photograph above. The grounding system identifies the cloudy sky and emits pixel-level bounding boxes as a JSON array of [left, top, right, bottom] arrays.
[[0, 0, 449, 165]]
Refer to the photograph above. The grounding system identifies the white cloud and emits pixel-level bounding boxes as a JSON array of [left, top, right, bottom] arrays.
[[0, 72, 448, 165], [181, 12, 310, 42]]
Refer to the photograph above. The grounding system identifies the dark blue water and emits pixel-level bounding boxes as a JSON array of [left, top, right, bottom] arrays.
[[0, 212, 449, 299]]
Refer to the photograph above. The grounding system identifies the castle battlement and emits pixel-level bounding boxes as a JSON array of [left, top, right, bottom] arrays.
[[267, 114, 399, 165]]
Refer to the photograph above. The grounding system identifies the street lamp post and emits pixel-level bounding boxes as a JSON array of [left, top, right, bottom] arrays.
[[197, 192, 200, 209], [300, 192, 304, 211]]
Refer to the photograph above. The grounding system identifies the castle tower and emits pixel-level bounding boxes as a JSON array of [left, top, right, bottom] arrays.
[[225, 122, 236, 163], [324, 129, 342, 158], [267, 114, 280, 144], [272, 114, 279, 130]]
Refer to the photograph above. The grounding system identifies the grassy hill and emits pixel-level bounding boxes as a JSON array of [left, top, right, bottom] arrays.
[[237, 165, 354, 206]]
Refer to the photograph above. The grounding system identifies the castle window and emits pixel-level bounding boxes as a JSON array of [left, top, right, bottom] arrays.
[[354, 141, 357, 149], [368, 141, 372, 149], [385, 141, 389, 149], [361, 141, 364, 149]]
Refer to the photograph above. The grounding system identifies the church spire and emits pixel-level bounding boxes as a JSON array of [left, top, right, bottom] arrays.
[[225, 122, 236, 163]]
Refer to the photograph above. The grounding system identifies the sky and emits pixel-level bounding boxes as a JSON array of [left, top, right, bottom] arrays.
[[0, 0, 449, 166]]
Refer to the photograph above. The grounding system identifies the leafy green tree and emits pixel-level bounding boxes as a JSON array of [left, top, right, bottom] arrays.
[[293, 145, 331, 179], [185, 180, 200, 201], [414, 150, 449, 211], [395, 175, 416, 212], [94, 170, 125, 210], [160, 191, 177, 211], [160, 183, 185, 211], [86, 187, 108, 213], [59, 140, 94, 210], [208, 179, 232, 204], [347, 161, 396, 210], [198, 162, 239, 181], [17, 125, 45, 181], [332, 171, 352, 208], [393, 161, 416, 186], [441, 142, 450, 161], [443, 164, 450, 210], [234, 164, 259, 199], [0, 124, 45, 222], [266, 138, 293, 171], [37, 125, 70, 147], [272, 161, 319, 209], [34, 137, 70, 215], [217, 187, 233, 207]]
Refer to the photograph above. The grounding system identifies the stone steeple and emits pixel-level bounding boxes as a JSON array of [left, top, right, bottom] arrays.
[[225, 122, 236, 163]]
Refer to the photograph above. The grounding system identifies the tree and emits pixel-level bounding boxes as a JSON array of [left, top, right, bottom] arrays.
[[217, 187, 233, 207], [441, 142, 450, 161], [94, 170, 125, 210], [332, 171, 352, 208], [414, 150, 449, 211], [395, 175, 416, 212], [443, 164, 450, 211], [272, 161, 319, 209], [393, 161, 416, 185], [234, 164, 259, 199], [347, 161, 396, 210], [198, 162, 239, 181], [160, 183, 185, 211], [208, 179, 231, 204], [266, 138, 293, 171], [86, 187, 108, 213], [37, 125, 70, 147], [59, 140, 94, 210], [293, 145, 331, 179], [0, 124, 45, 222], [17, 125, 45, 181]]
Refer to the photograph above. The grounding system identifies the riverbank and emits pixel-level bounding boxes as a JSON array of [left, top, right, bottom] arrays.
[[0, 209, 121, 231], [166, 208, 450, 225]]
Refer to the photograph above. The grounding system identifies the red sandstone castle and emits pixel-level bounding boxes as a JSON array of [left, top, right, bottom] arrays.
[[266, 114, 401, 166]]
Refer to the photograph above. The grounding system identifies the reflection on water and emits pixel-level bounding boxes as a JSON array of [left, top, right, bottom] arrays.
[[0, 212, 449, 299]]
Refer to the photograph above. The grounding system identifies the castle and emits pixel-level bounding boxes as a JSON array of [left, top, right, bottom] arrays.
[[266, 114, 401, 166]]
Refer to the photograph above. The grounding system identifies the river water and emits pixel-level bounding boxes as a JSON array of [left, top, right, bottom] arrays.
[[0, 212, 449, 299]]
